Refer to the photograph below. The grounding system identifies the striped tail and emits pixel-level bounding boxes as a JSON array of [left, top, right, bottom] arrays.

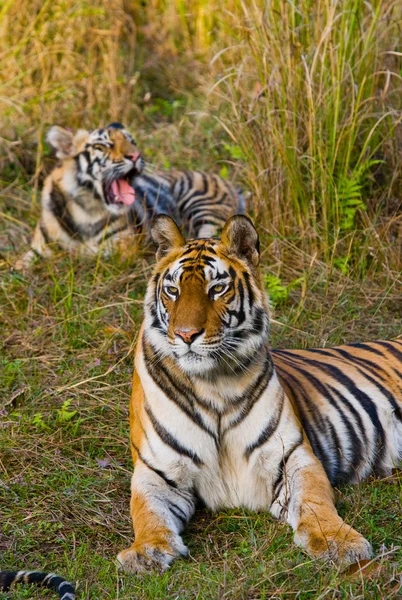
[[0, 570, 75, 599]]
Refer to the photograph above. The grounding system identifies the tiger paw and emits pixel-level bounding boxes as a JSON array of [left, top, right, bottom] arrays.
[[117, 536, 188, 574], [295, 522, 372, 566]]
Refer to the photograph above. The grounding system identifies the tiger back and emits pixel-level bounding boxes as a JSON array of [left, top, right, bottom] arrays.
[[272, 341, 402, 484], [132, 167, 245, 238]]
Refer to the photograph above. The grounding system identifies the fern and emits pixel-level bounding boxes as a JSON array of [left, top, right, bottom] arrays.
[[337, 160, 382, 231], [56, 399, 77, 423]]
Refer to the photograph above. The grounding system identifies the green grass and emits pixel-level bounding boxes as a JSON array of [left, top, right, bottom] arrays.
[[1, 211, 401, 598]]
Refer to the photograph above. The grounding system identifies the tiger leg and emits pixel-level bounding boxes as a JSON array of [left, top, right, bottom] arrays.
[[273, 444, 372, 565], [14, 222, 52, 270], [117, 461, 195, 573]]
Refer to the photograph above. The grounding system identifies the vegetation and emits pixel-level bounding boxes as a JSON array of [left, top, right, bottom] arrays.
[[0, 0, 401, 598]]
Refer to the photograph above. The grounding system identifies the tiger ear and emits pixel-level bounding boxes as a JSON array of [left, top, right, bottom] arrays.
[[221, 215, 260, 267], [47, 126, 89, 159], [47, 126, 74, 159], [151, 215, 185, 261]]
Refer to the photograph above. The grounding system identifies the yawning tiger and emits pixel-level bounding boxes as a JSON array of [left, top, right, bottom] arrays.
[[14, 123, 245, 270]]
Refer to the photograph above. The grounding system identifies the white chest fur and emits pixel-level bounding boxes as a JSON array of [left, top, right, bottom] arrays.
[[136, 350, 302, 512]]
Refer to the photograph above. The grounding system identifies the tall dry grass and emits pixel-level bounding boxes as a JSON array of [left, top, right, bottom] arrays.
[[0, 0, 138, 130], [205, 0, 402, 273], [1, 0, 401, 275], [144, 0, 402, 274]]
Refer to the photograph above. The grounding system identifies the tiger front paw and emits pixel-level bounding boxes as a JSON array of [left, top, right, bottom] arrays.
[[117, 535, 188, 574], [295, 521, 372, 566]]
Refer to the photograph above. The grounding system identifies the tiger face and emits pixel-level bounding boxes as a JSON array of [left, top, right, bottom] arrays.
[[47, 123, 145, 214], [145, 215, 270, 376]]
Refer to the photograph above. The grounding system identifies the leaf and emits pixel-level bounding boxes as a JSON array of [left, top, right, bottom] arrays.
[[96, 457, 112, 469], [32, 413, 50, 430], [56, 399, 77, 423], [334, 256, 350, 275], [264, 274, 289, 305], [223, 143, 247, 161], [219, 165, 229, 179]]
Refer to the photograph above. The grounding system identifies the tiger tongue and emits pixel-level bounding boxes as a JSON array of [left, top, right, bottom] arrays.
[[111, 179, 135, 205]]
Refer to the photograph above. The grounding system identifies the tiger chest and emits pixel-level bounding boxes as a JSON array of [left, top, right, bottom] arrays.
[[137, 355, 289, 511], [195, 434, 277, 511]]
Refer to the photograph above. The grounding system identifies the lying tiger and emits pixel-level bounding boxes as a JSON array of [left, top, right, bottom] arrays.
[[14, 123, 245, 270], [117, 214, 402, 573]]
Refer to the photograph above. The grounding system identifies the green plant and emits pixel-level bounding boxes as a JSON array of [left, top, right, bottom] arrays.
[[264, 274, 304, 306], [337, 160, 383, 231], [32, 413, 49, 430], [56, 399, 77, 424]]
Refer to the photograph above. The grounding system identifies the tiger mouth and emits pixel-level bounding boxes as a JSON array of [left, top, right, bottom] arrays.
[[104, 172, 136, 207]]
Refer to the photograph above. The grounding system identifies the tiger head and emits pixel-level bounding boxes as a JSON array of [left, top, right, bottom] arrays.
[[47, 123, 145, 214], [144, 215, 270, 377]]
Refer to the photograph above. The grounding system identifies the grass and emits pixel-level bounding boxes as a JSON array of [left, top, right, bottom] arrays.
[[1, 240, 401, 599], [1, 0, 402, 598]]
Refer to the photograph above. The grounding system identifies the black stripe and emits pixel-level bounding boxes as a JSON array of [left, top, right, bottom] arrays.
[[348, 341, 386, 357], [339, 359, 402, 423], [375, 340, 402, 363], [166, 500, 188, 527], [143, 339, 217, 441], [244, 390, 284, 459], [274, 363, 335, 480], [271, 435, 304, 503], [31, 247, 42, 257], [328, 384, 368, 444], [278, 353, 388, 475], [144, 401, 203, 465], [185, 198, 222, 212], [224, 351, 273, 430], [178, 173, 209, 213], [150, 274, 163, 331], [276, 357, 365, 478], [250, 307, 267, 334], [49, 185, 82, 239], [0, 571, 75, 599], [243, 271, 255, 306], [333, 348, 388, 382], [39, 223, 52, 245], [131, 441, 178, 488]]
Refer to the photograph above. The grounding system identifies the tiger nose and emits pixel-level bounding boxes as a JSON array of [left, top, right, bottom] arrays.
[[174, 328, 203, 345], [128, 152, 140, 162]]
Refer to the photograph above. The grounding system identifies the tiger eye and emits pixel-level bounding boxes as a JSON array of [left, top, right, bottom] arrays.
[[166, 286, 178, 296], [212, 284, 225, 294]]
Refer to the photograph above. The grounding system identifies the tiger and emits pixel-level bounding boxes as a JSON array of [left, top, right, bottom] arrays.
[[117, 214, 402, 574], [13, 123, 245, 270], [0, 571, 75, 599]]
